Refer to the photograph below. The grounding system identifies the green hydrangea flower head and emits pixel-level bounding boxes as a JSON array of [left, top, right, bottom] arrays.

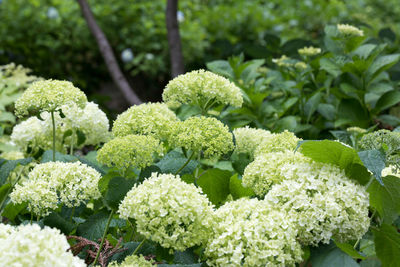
[[337, 24, 364, 37], [118, 172, 215, 251], [254, 130, 301, 157], [97, 134, 163, 172], [108, 254, 154, 267], [10, 162, 101, 216], [205, 198, 303, 267], [15, 79, 87, 116], [262, 154, 370, 245], [243, 151, 311, 197], [169, 116, 234, 159], [298, 46, 321, 56], [112, 102, 178, 141], [233, 126, 272, 158], [0, 224, 85, 267], [162, 69, 243, 109]]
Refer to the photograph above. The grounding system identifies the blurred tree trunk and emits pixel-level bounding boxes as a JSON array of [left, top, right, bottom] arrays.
[[77, 0, 142, 105], [166, 0, 185, 77]]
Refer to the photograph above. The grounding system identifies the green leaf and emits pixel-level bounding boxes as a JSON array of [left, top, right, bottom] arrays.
[[139, 165, 162, 182], [318, 103, 336, 121], [76, 211, 109, 241], [373, 90, 400, 114], [197, 168, 231, 206], [229, 174, 255, 199], [110, 241, 156, 263], [173, 250, 198, 264], [43, 212, 75, 235], [156, 150, 198, 175], [367, 175, 400, 223], [0, 183, 11, 207], [1, 202, 27, 221], [274, 116, 297, 132], [304, 91, 322, 122], [360, 258, 381, 267], [0, 157, 33, 185], [158, 265, 202, 267], [311, 242, 359, 267], [337, 99, 369, 128], [367, 54, 400, 83], [232, 153, 252, 175], [320, 57, 342, 77], [76, 129, 86, 146], [98, 171, 120, 195], [334, 240, 367, 260], [206, 60, 234, 79], [373, 224, 400, 267], [358, 150, 386, 185], [41, 150, 75, 163], [104, 177, 135, 210]]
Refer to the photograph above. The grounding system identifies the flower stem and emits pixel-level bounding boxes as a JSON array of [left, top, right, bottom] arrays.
[[174, 151, 194, 175], [51, 111, 56, 161], [133, 238, 146, 255], [93, 209, 114, 266], [70, 130, 75, 155], [69, 206, 75, 223]]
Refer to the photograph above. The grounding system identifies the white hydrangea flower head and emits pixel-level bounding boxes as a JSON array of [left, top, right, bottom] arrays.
[[118, 173, 215, 251], [0, 223, 15, 239], [337, 24, 364, 37], [15, 79, 87, 117], [254, 130, 301, 157], [97, 134, 163, 172], [298, 46, 321, 56], [112, 102, 178, 141], [162, 69, 243, 109], [169, 116, 234, 159], [233, 126, 272, 158], [381, 165, 400, 178], [264, 157, 370, 245], [0, 224, 85, 267], [10, 162, 101, 216], [108, 254, 153, 267], [243, 151, 311, 197], [205, 198, 303, 267]]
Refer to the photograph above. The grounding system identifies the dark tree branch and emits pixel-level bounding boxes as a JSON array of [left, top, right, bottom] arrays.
[[77, 0, 142, 105], [166, 0, 185, 77]]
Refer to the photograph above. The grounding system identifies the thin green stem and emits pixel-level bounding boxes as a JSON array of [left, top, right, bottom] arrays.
[[0, 170, 24, 213], [174, 151, 195, 175], [69, 207, 75, 223], [30, 213, 33, 225], [93, 209, 114, 266], [194, 154, 201, 186], [51, 111, 56, 161], [133, 238, 146, 255], [70, 130, 75, 155]]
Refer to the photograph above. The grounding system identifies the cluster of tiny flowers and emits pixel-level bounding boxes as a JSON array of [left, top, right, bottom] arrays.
[[346, 126, 367, 134], [242, 151, 311, 197], [15, 79, 87, 116], [263, 153, 370, 245], [0, 151, 24, 160], [382, 165, 400, 178], [272, 55, 294, 67], [205, 198, 303, 267], [298, 46, 321, 56], [169, 116, 234, 159], [294, 62, 308, 70], [233, 126, 272, 158], [359, 130, 400, 165], [118, 173, 215, 251], [0, 224, 85, 267], [112, 102, 178, 141], [97, 134, 163, 172], [108, 254, 154, 267], [10, 162, 101, 216], [254, 130, 301, 157], [337, 24, 364, 37], [162, 69, 243, 109]]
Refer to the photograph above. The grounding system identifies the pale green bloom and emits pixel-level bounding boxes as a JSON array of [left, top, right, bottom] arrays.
[[15, 79, 87, 116], [0, 151, 24, 160], [243, 151, 311, 197], [162, 69, 243, 109], [10, 162, 101, 216], [254, 130, 301, 157], [0, 224, 85, 267], [118, 173, 215, 251], [169, 116, 234, 159], [382, 165, 400, 178], [272, 55, 293, 67], [233, 126, 272, 158], [112, 102, 178, 141], [346, 127, 367, 134], [294, 61, 308, 70], [337, 24, 364, 37], [205, 198, 303, 267], [97, 134, 163, 172], [108, 254, 154, 267], [262, 153, 370, 245], [298, 46, 321, 56]]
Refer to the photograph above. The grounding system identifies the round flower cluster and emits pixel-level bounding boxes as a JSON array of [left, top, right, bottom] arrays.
[[294, 62, 308, 70], [272, 55, 293, 67], [254, 130, 301, 157], [260, 153, 370, 245], [205, 198, 303, 267], [337, 24, 364, 37], [112, 102, 178, 141], [0, 151, 24, 160], [242, 151, 311, 197], [10, 162, 101, 216], [0, 224, 85, 267], [359, 130, 400, 165], [233, 126, 271, 158], [15, 79, 87, 116], [108, 254, 154, 267], [298, 46, 321, 56], [97, 134, 163, 172], [162, 69, 243, 109], [169, 116, 234, 159], [118, 173, 215, 251]]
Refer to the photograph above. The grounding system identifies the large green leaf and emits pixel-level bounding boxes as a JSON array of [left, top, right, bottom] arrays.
[[76, 211, 110, 241], [320, 57, 342, 77], [311, 242, 359, 267], [0, 157, 33, 185], [334, 241, 366, 260], [43, 212, 75, 235], [206, 60, 234, 79], [196, 168, 231, 206], [41, 150, 75, 163], [373, 224, 400, 267], [358, 150, 386, 185], [336, 99, 369, 128], [104, 177, 135, 210], [229, 174, 255, 199], [304, 91, 322, 122], [373, 90, 400, 114], [156, 150, 198, 175], [367, 54, 400, 83], [367, 175, 400, 223]]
